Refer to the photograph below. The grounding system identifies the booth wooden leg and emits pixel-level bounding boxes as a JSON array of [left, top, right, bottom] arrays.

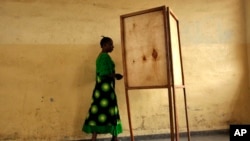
[[125, 89, 135, 141]]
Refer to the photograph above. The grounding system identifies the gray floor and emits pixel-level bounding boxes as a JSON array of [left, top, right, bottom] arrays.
[[137, 134, 229, 141], [82, 131, 229, 141], [137, 131, 229, 141]]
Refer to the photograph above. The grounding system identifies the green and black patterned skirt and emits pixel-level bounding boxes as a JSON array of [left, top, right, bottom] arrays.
[[82, 75, 122, 136]]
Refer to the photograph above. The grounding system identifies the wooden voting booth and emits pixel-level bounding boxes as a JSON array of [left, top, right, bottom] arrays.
[[120, 6, 190, 141]]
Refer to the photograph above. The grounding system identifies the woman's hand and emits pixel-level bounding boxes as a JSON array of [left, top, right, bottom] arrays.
[[115, 73, 123, 80]]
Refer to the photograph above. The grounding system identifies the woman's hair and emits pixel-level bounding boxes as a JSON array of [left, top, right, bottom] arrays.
[[100, 36, 112, 47]]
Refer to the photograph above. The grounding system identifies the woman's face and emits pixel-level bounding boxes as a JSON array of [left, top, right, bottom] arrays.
[[105, 40, 114, 52]]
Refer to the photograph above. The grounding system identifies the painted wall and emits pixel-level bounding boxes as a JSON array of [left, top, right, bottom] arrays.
[[0, 0, 249, 140], [246, 0, 250, 86]]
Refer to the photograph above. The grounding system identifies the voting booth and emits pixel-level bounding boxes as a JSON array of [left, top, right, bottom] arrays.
[[120, 6, 190, 141]]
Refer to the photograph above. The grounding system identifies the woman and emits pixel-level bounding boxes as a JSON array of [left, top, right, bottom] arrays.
[[82, 36, 123, 141]]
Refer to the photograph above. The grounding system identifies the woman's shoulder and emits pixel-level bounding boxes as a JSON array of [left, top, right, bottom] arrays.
[[96, 52, 114, 67], [97, 52, 111, 60]]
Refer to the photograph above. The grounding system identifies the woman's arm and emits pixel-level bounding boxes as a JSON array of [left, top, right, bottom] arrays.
[[105, 73, 123, 80]]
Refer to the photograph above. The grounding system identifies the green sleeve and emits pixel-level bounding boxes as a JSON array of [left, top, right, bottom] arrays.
[[96, 53, 114, 77]]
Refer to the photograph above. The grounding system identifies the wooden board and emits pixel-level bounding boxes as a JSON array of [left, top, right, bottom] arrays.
[[169, 12, 183, 86], [121, 6, 169, 89]]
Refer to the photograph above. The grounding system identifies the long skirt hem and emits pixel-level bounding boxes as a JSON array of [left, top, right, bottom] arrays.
[[82, 123, 123, 136]]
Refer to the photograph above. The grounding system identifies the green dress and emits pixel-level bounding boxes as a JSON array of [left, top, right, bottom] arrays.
[[82, 53, 122, 136]]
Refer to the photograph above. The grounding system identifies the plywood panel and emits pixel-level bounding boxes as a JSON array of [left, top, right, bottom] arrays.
[[169, 13, 183, 86], [121, 8, 168, 88]]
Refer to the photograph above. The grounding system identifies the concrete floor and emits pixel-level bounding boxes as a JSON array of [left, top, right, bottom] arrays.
[[82, 130, 229, 141], [136, 134, 229, 141], [136, 131, 229, 141]]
